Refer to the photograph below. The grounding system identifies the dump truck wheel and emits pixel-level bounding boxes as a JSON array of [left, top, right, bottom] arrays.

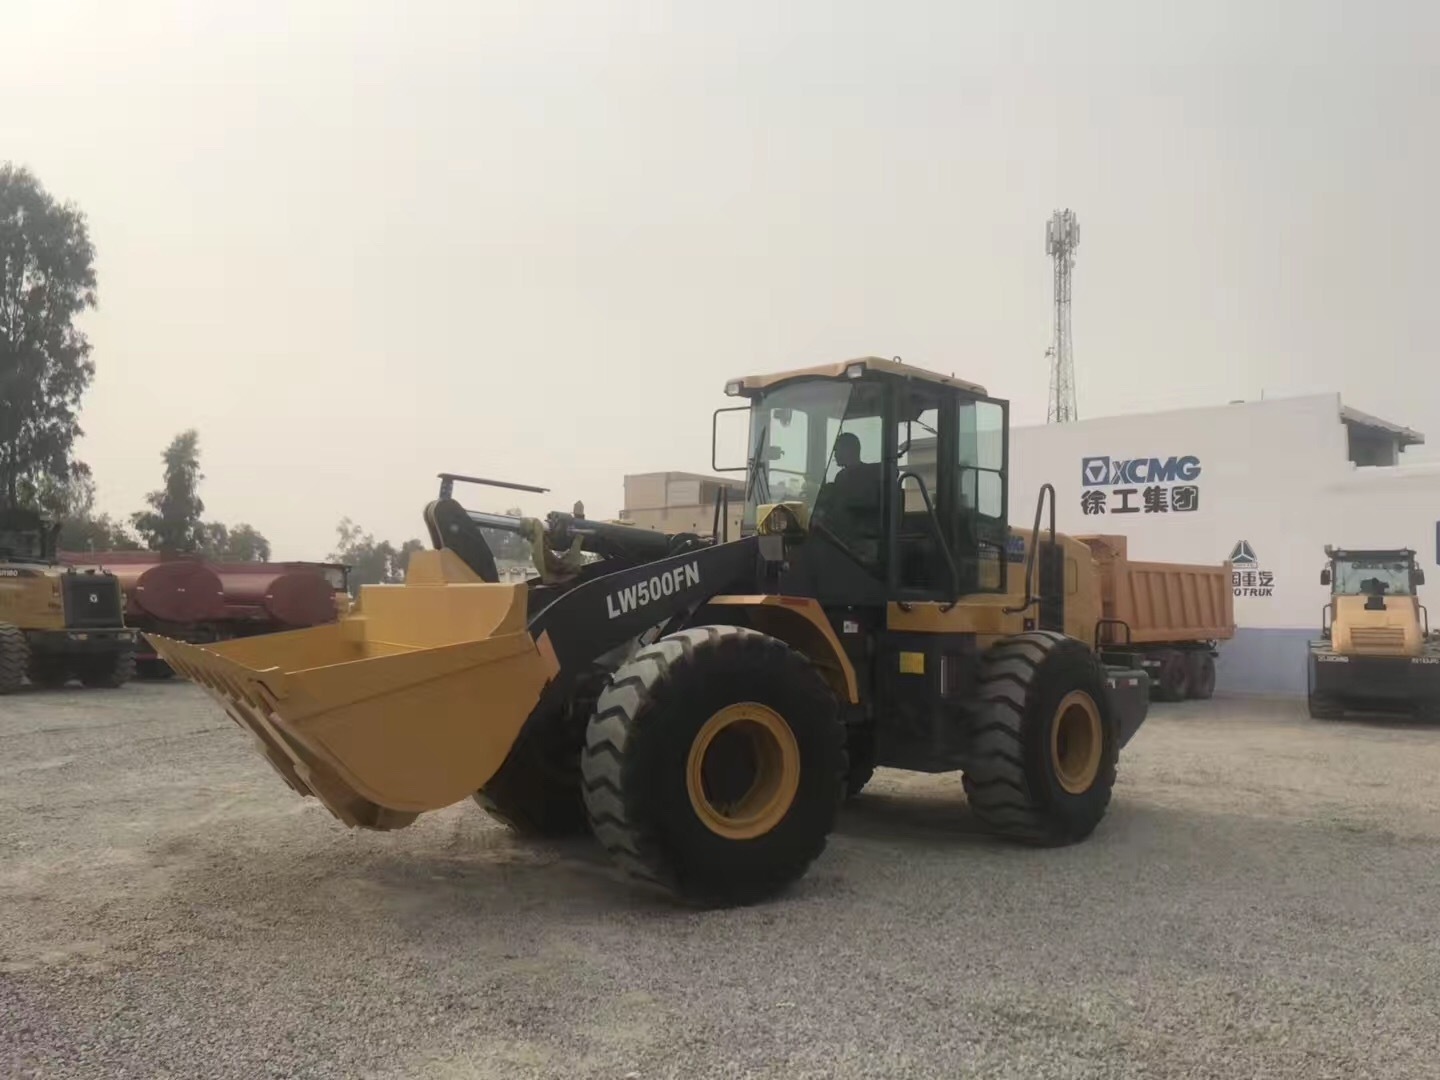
[[1152, 650, 1190, 702], [0, 624, 29, 695], [581, 625, 846, 906], [1186, 652, 1216, 700], [471, 669, 606, 837], [27, 654, 70, 689], [961, 631, 1120, 846], [1308, 693, 1344, 720], [77, 650, 135, 689]]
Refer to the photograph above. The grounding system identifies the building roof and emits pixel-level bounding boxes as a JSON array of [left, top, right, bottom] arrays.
[[728, 356, 987, 397], [1013, 391, 1425, 446], [1339, 404, 1425, 449], [624, 470, 743, 487]]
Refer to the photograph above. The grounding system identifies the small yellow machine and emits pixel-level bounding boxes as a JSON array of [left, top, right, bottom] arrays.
[[1308, 545, 1440, 720], [149, 357, 1154, 905], [0, 508, 137, 693]]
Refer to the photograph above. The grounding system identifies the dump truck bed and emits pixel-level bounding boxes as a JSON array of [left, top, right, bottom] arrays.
[[1078, 535, 1235, 645]]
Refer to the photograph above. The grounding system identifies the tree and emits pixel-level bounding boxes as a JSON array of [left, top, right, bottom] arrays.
[[131, 430, 206, 552], [130, 430, 273, 558], [29, 467, 139, 552], [483, 506, 533, 565], [200, 521, 271, 562], [328, 518, 424, 593], [0, 164, 98, 508], [60, 514, 141, 553], [396, 538, 425, 577]]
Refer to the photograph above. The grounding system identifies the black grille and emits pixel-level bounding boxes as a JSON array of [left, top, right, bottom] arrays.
[[62, 572, 124, 629]]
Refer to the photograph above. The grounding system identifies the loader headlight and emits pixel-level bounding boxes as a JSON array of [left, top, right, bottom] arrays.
[[756, 503, 807, 536], [844, 362, 866, 379], [724, 379, 744, 397]]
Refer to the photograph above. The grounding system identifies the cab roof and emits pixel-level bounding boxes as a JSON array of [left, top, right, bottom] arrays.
[[727, 356, 987, 398], [1325, 546, 1417, 561]]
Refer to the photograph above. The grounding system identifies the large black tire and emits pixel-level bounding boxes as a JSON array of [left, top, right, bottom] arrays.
[[581, 625, 846, 906], [135, 658, 175, 681], [77, 650, 135, 689], [1186, 652, 1216, 700], [27, 653, 71, 689], [0, 624, 29, 695], [1152, 649, 1191, 702], [844, 722, 876, 799], [1308, 693, 1344, 720], [471, 668, 607, 837], [961, 631, 1121, 846]]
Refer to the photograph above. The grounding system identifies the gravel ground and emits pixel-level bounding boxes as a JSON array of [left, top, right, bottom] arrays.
[[4, 682, 1440, 1079]]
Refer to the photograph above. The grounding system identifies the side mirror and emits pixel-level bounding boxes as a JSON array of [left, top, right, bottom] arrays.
[[1320, 568, 1331, 586], [711, 406, 750, 473], [1415, 569, 1427, 586]]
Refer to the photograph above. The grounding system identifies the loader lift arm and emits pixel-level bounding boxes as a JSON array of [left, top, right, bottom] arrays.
[[423, 489, 765, 698]]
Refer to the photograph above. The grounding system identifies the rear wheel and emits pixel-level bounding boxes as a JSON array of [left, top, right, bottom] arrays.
[[1186, 652, 1216, 700], [27, 654, 70, 689], [962, 631, 1120, 845], [0, 624, 29, 695], [1308, 693, 1344, 720], [77, 650, 135, 689], [581, 625, 846, 906], [1152, 650, 1191, 702]]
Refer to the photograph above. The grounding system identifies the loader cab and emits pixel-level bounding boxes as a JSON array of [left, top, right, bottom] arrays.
[[720, 357, 1010, 606], [0, 508, 58, 565]]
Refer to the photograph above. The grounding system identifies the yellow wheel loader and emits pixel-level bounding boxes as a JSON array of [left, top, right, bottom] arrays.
[[1, 508, 138, 693], [1307, 546, 1440, 720], [148, 357, 1152, 905]]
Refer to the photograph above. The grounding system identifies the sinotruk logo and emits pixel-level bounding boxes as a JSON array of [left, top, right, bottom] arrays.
[[1081, 455, 1202, 487]]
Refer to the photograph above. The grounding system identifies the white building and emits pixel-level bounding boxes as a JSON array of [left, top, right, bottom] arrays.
[[1010, 394, 1437, 695]]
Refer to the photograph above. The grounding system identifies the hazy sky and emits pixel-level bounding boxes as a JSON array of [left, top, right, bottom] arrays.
[[6, 1, 1437, 559]]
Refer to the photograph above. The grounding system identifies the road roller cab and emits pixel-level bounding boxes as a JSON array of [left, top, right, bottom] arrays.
[[149, 357, 1152, 905], [1308, 545, 1440, 720]]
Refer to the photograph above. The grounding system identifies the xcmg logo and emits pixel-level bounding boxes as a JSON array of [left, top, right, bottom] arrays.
[[1081, 455, 1202, 487]]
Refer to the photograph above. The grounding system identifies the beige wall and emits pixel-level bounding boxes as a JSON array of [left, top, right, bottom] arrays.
[[622, 504, 746, 541], [622, 471, 745, 540]]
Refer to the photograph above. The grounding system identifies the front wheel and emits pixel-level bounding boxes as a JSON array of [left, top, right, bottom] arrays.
[[580, 625, 846, 906], [77, 650, 135, 689], [0, 624, 30, 695], [962, 632, 1121, 845]]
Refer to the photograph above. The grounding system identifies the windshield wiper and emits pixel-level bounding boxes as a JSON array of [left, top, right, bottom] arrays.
[[745, 423, 770, 506]]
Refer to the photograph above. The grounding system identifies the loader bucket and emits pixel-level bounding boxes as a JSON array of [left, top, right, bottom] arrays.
[[146, 550, 559, 830]]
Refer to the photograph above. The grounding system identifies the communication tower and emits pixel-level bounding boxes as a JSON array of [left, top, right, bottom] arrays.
[[1045, 209, 1080, 423]]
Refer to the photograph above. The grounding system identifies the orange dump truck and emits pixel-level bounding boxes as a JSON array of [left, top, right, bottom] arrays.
[[1078, 535, 1235, 701]]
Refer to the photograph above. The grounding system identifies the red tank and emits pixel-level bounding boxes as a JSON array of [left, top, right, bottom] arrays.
[[62, 553, 226, 623], [212, 563, 340, 629]]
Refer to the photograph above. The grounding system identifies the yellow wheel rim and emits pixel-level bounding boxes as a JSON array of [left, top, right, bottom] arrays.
[[685, 703, 800, 840], [1051, 690, 1103, 795]]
